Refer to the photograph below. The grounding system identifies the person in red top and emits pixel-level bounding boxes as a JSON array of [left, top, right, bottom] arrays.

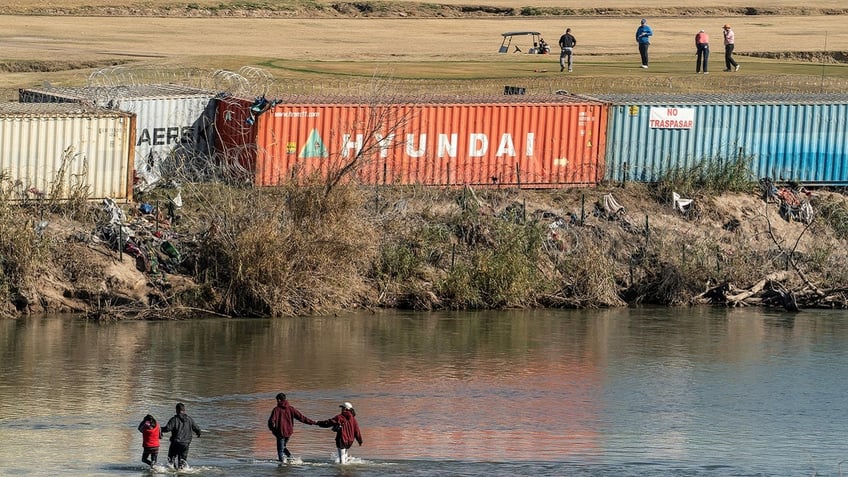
[[137, 414, 161, 467], [317, 401, 363, 465], [267, 393, 316, 462], [695, 29, 710, 74]]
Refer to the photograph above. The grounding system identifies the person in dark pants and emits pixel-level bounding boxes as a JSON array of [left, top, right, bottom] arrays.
[[267, 392, 316, 462], [635, 18, 653, 68], [558, 28, 576, 72], [316, 402, 363, 465], [695, 29, 710, 74], [137, 414, 161, 467], [161, 403, 201, 469], [723, 24, 740, 72]]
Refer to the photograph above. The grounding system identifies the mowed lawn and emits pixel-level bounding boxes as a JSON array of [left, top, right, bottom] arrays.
[[0, 4, 846, 94]]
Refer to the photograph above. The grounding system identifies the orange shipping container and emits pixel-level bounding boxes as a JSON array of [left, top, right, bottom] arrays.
[[215, 96, 608, 187]]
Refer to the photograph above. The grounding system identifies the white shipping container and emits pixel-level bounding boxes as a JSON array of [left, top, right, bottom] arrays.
[[0, 103, 135, 201], [20, 85, 217, 190]]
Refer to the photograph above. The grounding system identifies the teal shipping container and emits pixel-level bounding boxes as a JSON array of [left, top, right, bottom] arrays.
[[599, 94, 848, 185]]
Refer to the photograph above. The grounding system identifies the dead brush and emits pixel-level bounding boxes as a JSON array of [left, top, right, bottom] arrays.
[[795, 234, 848, 289], [435, 214, 548, 309], [818, 195, 848, 240], [625, 222, 784, 305], [0, 172, 49, 315], [545, 231, 626, 308], [189, 182, 377, 317]]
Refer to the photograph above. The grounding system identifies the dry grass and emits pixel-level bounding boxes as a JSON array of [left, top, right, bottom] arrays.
[[179, 182, 378, 317], [0, 5, 846, 96]]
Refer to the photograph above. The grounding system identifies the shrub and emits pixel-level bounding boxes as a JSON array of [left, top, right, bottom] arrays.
[[818, 195, 848, 239], [189, 182, 376, 316], [0, 173, 49, 315], [652, 154, 755, 203]]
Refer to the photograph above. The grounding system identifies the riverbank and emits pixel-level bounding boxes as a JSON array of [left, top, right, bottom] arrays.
[[2, 1, 847, 18], [2, 178, 847, 320], [1, 1, 847, 319]]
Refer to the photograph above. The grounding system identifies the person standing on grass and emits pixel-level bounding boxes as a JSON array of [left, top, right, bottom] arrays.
[[558, 28, 576, 72], [635, 18, 653, 68], [695, 29, 710, 74], [723, 24, 740, 71], [267, 392, 316, 462]]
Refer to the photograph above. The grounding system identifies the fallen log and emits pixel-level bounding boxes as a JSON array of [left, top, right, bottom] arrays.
[[725, 271, 792, 304], [695, 271, 801, 310]]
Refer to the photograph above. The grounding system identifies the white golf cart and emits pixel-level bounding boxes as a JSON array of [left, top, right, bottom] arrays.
[[498, 31, 550, 54]]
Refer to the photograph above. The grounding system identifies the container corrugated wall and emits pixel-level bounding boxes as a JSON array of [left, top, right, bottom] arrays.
[[601, 94, 848, 184], [0, 103, 135, 200], [216, 97, 608, 187], [20, 85, 216, 190], [214, 96, 257, 178]]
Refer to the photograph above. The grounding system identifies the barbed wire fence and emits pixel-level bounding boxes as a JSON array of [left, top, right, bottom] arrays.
[[5, 64, 848, 193], [81, 64, 848, 98]]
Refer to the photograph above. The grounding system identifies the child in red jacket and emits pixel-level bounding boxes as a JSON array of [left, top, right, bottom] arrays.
[[137, 414, 162, 467]]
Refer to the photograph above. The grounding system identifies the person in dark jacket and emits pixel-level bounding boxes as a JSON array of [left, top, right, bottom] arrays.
[[267, 392, 316, 462], [316, 401, 363, 465], [137, 414, 161, 467], [161, 403, 201, 469], [558, 28, 576, 72]]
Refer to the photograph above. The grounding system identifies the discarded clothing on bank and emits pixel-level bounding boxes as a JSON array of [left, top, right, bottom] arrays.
[[596, 193, 625, 219], [672, 192, 693, 214], [96, 197, 186, 279], [759, 177, 814, 224], [759, 177, 779, 203], [760, 177, 815, 225]]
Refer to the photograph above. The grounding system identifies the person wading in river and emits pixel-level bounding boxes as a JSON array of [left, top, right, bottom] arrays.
[[137, 414, 161, 467], [316, 401, 363, 465], [267, 392, 316, 462], [161, 402, 201, 469]]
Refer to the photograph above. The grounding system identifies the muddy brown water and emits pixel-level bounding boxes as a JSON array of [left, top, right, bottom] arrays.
[[1, 307, 847, 476]]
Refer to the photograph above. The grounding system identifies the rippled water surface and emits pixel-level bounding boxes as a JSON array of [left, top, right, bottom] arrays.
[[1, 308, 848, 476]]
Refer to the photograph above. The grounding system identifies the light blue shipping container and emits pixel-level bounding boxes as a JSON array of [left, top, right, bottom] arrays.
[[598, 94, 848, 185]]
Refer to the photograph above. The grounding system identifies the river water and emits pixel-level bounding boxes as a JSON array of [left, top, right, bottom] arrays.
[[1, 307, 847, 476]]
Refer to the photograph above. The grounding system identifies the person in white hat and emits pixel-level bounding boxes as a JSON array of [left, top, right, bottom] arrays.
[[316, 401, 363, 464], [723, 24, 740, 72]]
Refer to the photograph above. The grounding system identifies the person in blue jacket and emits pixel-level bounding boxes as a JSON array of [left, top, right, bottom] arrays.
[[635, 18, 653, 68]]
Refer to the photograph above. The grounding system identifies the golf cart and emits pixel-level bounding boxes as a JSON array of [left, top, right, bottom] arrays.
[[499, 31, 549, 54]]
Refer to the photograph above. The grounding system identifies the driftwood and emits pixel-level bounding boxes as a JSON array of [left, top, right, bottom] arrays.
[[696, 271, 795, 310], [695, 272, 846, 311], [724, 271, 792, 304], [692, 188, 848, 312]]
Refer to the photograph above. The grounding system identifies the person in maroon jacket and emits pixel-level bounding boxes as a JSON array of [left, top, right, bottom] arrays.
[[267, 393, 316, 462], [317, 401, 363, 464]]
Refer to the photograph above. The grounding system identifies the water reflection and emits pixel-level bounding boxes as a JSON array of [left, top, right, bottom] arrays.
[[1, 308, 848, 476]]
